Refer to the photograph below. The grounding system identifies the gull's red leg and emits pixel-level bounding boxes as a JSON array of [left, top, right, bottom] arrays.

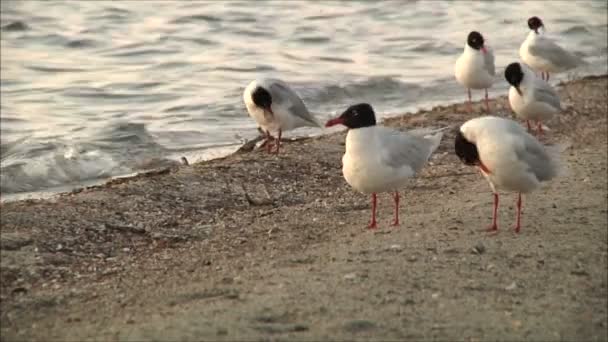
[[467, 88, 472, 113], [392, 191, 400, 226], [526, 120, 532, 132], [486, 193, 499, 232], [274, 129, 282, 154], [546, 73, 550, 81], [263, 131, 273, 153], [514, 193, 522, 233], [484, 88, 490, 113], [368, 193, 378, 229], [537, 121, 543, 135]]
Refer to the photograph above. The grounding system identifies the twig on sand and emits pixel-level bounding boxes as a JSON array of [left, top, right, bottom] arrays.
[[241, 184, 273, 206], [236, 133, 315, 154], [236, 135, 266, 153]]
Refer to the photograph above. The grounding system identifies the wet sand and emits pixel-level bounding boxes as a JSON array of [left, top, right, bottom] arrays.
[[1, 75, 607, 341]]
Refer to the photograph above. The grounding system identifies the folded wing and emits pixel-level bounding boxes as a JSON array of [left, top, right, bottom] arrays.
[[379, 127, 443, 173], [267, 80, 321, 127]]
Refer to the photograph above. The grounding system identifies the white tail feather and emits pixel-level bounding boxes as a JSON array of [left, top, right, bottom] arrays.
[[424, 131, 444, 157], [545, 139, 571, 178]]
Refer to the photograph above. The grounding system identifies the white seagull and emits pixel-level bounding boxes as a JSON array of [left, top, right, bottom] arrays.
[[505, 62, 561, 135], [519, 16, 586, 81], [454, 31, 496, 113], [243, 78, 321, 154], [454, 116, 559, 233], [325, 103, 444, 229]]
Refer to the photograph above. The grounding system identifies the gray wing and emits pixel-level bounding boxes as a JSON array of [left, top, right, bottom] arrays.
[[484, 49, 496, 76], [379, 128, 435, 173], [516, 136, 557, 182], [267, 80, 320, 127], [528, 37, 584, 70], [532, 81, 561, 110]]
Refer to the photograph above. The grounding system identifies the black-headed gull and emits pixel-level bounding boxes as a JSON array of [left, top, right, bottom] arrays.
[[244, 78, 321, 154], [519, 16, 586, 81], [505, 62, 561, 135], [454, 116, 559, 233], [454, 31, 496, 113], [326, 103, 444, 229]]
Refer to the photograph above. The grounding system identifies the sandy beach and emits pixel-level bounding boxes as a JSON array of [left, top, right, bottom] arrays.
[[1, 75, 607, 341]]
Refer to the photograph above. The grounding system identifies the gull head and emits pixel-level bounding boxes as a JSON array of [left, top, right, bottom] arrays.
[[251, 86, 273, 114], [325, 103, 376, 129]]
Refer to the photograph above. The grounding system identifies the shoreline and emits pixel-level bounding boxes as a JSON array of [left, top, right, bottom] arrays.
[[1, 75, 606, 341], [2, 73, 604, 204], [0, 73, 586, 205]]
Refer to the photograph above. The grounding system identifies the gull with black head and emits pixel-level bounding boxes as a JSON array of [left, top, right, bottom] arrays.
[[454, 31, 496, 113], [505, 61, 561, 135], [326, 103, 444, 229], [244, 78, 321, 154], [454, 116, 559, 233], [520, 16, 586, 81]]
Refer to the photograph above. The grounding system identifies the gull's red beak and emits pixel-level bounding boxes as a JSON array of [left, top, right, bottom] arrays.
[[325, 117, 344, 127], [481, 46, 488, 54]]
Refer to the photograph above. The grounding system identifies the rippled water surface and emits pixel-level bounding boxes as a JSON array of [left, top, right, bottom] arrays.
[[1, 0, 607, 198]]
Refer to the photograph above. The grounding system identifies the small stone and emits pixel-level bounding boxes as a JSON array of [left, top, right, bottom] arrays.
[[407, 255, 418, 262], [431, 292, 440, 299], [389, 244, 403, 251], [402, 298, 415, 305], [344, 319, 376, 332], [344, 273, 357, 280], [12, 287, 27, 296], [472, 243, 486, 255], [505, 282, 517, 291]]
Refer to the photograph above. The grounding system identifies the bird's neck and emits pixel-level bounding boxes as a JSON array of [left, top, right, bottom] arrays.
[[346, 127, 377, 151], [463, 44, 480, 56], [527, 30, 541, 41]]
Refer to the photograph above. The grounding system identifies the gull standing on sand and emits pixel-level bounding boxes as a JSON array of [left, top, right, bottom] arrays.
[[243, 78, 321, 154], [505, 62, 561, 135], [454, 31, 495, 113], [325, 103, 444, 229], [520, 16, 586, 81], [454, 116, 559, 233]]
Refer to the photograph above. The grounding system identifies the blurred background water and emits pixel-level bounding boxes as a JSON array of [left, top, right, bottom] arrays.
[[1, 0, 606, 200]]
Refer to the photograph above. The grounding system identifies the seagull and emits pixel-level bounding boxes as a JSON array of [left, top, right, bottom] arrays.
[[243, 78, 321, 154], [505, 62, 561, 135], [454, 31, 496, 113], [454, 116, 559, 233], [325, 103, 444, 229], [519, 16, 586, 81]]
